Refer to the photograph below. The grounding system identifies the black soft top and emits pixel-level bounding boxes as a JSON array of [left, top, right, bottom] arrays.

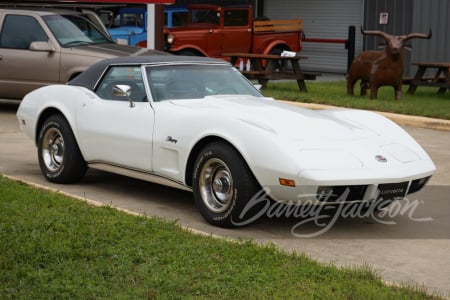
[[68, 55, 230, 91]]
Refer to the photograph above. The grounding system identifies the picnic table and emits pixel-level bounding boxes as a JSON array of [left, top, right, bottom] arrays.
[[406, 62, 450, 95], [223, 52, 319, 92]]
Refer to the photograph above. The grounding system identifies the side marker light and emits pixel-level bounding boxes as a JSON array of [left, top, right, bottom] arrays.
[[279, 178, 296, 187]]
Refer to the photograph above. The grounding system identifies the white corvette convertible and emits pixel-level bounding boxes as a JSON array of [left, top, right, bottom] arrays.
[[17, 56, 435, 227]]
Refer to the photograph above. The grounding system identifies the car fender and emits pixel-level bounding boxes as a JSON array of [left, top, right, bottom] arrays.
[[151, 101, 300, 188], [59, 49, 115, 82], [190, 117, 304, 198], [18, 85, 88, 147], [172, 45, 208, 56], [258, 40, 290, 55]]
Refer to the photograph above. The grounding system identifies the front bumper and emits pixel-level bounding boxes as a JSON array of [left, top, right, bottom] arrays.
[[265, 160, 435, 204]]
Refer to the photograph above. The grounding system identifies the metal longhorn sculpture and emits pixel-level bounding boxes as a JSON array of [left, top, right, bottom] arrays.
[[347, 27, 432, 100]]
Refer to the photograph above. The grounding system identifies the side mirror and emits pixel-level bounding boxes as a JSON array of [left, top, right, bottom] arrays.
[[29, 41, 55, 52], [112, 84, 135, 107]]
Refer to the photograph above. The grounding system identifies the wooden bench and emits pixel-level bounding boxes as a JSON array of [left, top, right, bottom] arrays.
[[241, 70, 320, 80], [406, 62, 450, 95], [303, 72, 322, 80], [223, 52, 315, 92], [403, 76, 446, 84]]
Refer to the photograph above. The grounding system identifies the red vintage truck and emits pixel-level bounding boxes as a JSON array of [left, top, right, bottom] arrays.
[[163, 4, 304, 58]]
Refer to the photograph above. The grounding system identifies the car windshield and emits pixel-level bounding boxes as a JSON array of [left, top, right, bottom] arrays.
[[44, 14, 113, 47], [146, 64, 263, 101]]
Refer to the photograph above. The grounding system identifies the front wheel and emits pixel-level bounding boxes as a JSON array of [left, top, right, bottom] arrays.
[[178, 49, 199, 56], [192, 142, 264, 228], [37, 114, 87, 183]]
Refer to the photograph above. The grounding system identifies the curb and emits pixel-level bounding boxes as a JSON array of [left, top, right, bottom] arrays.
[[280, 100, 450, 132], [2, 174, 228, 241]]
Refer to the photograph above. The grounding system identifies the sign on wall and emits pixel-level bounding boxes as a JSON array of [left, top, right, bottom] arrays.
[[379, 12, 389, 25]]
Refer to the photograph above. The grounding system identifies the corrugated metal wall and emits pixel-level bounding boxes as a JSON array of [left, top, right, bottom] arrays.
[[363, 0, 413, 35], [411, 0, 450, 76], [263, 0, 363, 73], [363, 0, 414, 75], [363, 0, 450, 76], [172, 0, 449, 75]]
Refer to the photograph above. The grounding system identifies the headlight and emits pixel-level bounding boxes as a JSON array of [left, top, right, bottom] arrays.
[[167, 34, 174, 44]]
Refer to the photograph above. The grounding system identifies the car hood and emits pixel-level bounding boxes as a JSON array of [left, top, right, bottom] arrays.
[[170, 96, 434, 170], [171, 96, 379, 142], [64, 43, 166, 58]]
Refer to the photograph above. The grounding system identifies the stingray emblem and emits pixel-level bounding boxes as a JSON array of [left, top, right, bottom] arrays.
[[166, 136, 178, 144], [375, 155, 388, 163]]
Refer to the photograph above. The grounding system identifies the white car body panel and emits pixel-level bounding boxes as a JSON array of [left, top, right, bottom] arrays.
[[75, 95, 154, 171], [17, 60, 436, 206]]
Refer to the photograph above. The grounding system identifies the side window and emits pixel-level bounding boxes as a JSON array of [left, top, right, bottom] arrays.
[[172, 11, 188, 27], [224, 10, 249, 27], [95, 66, 147, 102], [191, 9, 219, 25], [121, 13, 144, 27], [0, 15, 48, 49]]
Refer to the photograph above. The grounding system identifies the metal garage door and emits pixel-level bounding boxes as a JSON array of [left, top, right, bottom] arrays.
[[263, 0, 363, 73]]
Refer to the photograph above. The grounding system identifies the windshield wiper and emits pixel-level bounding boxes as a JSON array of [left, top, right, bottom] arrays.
[[63, 40, 93, 47]]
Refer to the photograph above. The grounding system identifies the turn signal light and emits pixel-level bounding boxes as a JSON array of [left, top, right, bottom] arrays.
[[279, 178, 296, 187]]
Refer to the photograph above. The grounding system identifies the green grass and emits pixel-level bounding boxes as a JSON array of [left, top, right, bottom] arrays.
[[261, 81, 450, 120], [0, 175, 441, 299]]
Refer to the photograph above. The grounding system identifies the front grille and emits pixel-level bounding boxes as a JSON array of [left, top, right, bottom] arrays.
[[316, 185, 367, 202]]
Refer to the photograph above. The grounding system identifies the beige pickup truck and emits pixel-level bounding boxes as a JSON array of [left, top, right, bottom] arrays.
[[0, 7, 163, 101]]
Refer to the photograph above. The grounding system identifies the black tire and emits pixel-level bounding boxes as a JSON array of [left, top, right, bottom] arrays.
[[269, 46, 290, 72], [37, 114, 87, 183], [192, 142, 264, 228]]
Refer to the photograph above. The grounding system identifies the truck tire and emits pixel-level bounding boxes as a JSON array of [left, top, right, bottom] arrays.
[[178, 49, 199, 56], [269, 46, 290, 72]]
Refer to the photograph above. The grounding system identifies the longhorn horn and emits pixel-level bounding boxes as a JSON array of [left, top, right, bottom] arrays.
[[404, 29, 432, 42], [360, 26, 392, 41]]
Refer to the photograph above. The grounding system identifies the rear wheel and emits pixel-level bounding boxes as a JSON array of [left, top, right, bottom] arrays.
[[37, 114, 87, 183], [269, 46, 290, 72], [192, 142, 264, 227]]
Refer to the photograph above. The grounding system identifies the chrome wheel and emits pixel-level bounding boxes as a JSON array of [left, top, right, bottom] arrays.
[[193, 142, 260, 227], [38, 114, 86, 183], [199, 158, 234, 213], [41, 127, 64, 172]]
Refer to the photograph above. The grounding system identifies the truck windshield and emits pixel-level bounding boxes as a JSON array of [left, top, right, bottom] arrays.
[[111, 12, 145, 28], [44, 14, 113, 47], [146, 64, 262, 101]]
